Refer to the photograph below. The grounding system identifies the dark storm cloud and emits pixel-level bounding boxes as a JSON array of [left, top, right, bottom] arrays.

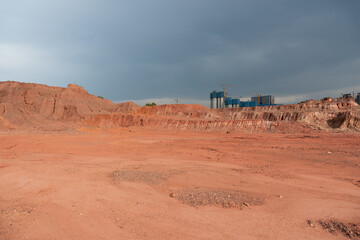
[[0, 0, 359, 104]]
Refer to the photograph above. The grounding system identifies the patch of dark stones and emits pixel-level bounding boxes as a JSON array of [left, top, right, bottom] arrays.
[[111, 169, 182, 185], [315, 219, 360, 239], [171, 189, 264, 209]]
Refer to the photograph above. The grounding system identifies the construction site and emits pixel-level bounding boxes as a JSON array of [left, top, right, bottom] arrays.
[[1, 0, 360, 238], [209, 85, 276, 109], [0, 81, 359, 240], [210, 85, 360, 109], [210, 91, 275, 109]]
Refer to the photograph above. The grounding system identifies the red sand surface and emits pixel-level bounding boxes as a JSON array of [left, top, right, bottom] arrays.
[[1, 82, 360, 239], [0, 129, 359, 240]]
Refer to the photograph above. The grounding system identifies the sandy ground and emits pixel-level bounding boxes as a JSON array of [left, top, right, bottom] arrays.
[[0, 128, 359, 240]]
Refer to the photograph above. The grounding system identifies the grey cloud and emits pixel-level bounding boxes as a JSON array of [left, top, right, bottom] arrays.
[[0, 0, 359, 103]]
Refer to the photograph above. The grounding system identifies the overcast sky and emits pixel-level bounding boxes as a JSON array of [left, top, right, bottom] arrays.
[[1, 0, 359, 106]]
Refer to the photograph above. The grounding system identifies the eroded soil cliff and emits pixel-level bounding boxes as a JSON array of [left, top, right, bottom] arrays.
[[0, 81, 359, 132]]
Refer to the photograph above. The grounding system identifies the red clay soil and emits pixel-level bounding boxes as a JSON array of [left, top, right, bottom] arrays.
[[1, 81, 360, 133], [0, 81, 140, 130], [0, 129, 359, 240], [0, 81, 360, 239]]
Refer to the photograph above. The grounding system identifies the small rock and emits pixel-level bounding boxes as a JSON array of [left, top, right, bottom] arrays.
[[243, 203, 250, 207], [307, 220, 314, 227], [277, 195, 283, 198], [169, 192, 176, 198]]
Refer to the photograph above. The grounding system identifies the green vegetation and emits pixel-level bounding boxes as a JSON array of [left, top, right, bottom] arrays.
[[145, 102, 156, 106], [98, 96, 104, 99]]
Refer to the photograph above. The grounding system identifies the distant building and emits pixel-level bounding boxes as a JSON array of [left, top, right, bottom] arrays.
[[342, 93, 353, 98], [356, 93, 360, 104], [211, 91, 277, 108], [251, 95, 275, 105], [210, 91, 225, 109]]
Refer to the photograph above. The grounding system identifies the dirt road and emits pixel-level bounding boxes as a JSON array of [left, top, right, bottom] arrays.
[[0, 128, 359, 239]]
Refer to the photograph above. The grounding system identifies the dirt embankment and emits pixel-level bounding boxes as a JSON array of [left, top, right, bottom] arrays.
[[85, 98, 360, 132], [1, 81, 359, 132], [0, 81, 140, 129]]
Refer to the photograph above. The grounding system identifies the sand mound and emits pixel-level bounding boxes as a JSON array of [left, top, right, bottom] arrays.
[[116, 101, 141, 114], [0, 81, 139, 129]]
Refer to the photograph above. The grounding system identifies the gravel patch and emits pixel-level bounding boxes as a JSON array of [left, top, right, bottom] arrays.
[[171, 189, 264, 209]]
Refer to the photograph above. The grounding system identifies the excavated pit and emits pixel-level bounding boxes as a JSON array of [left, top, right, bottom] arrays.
[[0, 81, 360, 132]]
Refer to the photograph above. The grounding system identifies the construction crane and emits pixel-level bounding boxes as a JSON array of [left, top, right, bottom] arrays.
[[221, 84, 240, 98]]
